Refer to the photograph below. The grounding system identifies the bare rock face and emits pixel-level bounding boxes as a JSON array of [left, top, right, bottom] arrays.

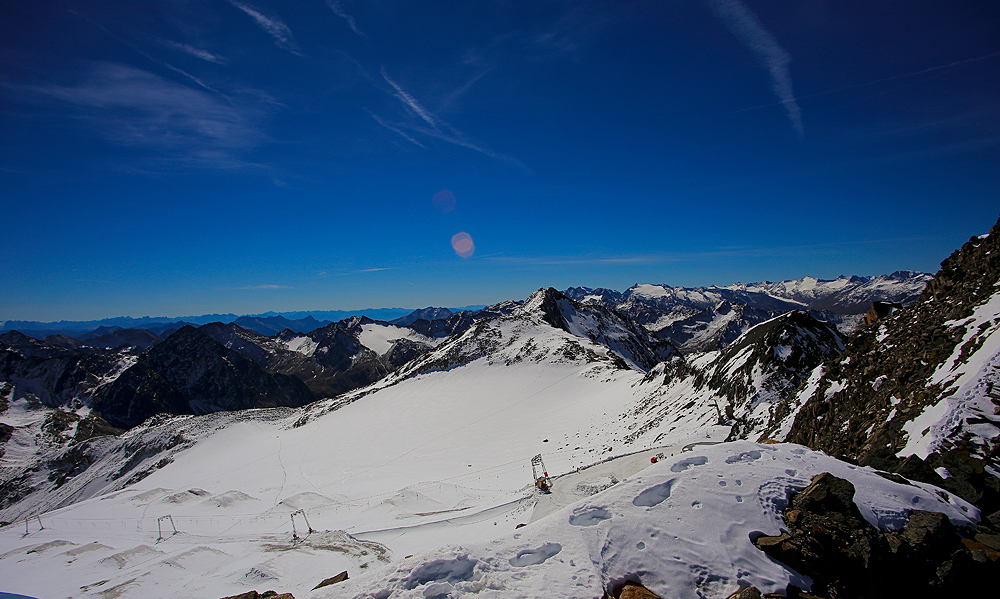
[[617, 582, 661, 599], [752, 472, 996, 598], [725, 588, 763, 599], [714, 311, 845, 442], [95, 326, 315, 429], [603, 580, 662, 599], [0, 331, 121, 407]]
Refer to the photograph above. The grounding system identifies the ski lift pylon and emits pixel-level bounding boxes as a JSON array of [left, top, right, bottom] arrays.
[[531, 454, 552, 492]]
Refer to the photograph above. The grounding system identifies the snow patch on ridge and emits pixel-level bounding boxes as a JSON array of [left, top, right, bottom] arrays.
[[282, 335, 318, 356], [359, 323, 436, 355], [898, 288, 1000, 459]]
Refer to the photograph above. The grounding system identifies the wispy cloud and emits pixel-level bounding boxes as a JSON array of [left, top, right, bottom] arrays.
[[404, 122, 528, 169], [711, 50, 1000, 135], [234, 284, 292, 290], [488, 255, 668, 266], [487, 236, 935, 268], [367, 109, 426, 148], [375, 68, 527, 169], [10, 62, 268, 168], [318, 267, 395, 277], [380, 68, 440, 130], [441, 69, 491, 111], [704, 0, 803, 136], [163, 40, 227, 65], [69, 10, 222, 95], [325, 0, 365, 38], [226, 0, 302, 55]]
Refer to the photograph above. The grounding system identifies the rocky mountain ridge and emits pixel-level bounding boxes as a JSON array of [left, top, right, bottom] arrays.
[[0, 268, 935, 442], [565, 271, 931, 316], [624, 310, 845, 448], [785, 221, 1000, 516]]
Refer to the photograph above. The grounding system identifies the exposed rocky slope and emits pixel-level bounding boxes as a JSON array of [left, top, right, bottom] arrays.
[[270, 316, 439, 398], [650, 301, 781, 355], [713, 310, 846, 441], [199, 322, 293, 369], [0, 331, 128, 408], [93, 326, 315, 429], [786, 217, 1000, 516], [391, 307, 455, 326], [627, 311, 844, 446], [390, 288, 677, 382], [565, 272, 929, 354]]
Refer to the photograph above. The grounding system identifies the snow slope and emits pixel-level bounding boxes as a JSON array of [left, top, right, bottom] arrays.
[[0, 277, 981, 599], [0, 310, 700, 599], [318, 441, 977, 599]]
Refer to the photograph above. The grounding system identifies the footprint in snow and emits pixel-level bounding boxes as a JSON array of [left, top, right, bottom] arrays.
[[670, 456, 708, 472], [633, 479, 676, 507], [403, 556, 477, 589], [569, 507, 612, 526], [725, 450, 762, 464], [508, 543, 562, 567]]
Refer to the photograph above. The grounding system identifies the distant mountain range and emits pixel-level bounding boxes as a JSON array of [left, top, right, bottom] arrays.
[[0, 306, 488, 339], [1, 273, 928, 341], [0, 272, 932, 431]]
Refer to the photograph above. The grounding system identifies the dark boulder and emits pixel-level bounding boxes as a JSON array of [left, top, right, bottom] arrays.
[[753, 472, 994, 598]]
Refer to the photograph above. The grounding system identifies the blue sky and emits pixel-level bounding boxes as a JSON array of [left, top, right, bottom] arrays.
[[1, 0, 998, 321]]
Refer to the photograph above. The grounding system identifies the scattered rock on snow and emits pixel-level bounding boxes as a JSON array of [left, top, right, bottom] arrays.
[[753, 472, 995, 598], [220, 591, 294, 599], [609, 580, 662, 599], [724, 587, 762, 599], [312, 570, 349, 590]]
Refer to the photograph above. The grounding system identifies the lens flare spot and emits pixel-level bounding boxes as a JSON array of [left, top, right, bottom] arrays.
[[451, 232, 475, 258], [433, 189, 456, 213]]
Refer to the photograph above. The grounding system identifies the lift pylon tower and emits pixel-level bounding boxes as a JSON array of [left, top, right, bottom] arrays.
[[531, 454, 552, 493], [156, 515, 177, 542], [290, 509, 315, 539]]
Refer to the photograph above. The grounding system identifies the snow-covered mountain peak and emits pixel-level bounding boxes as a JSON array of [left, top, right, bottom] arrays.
[[518, 287, 567, 327], [382, 289, 676, 384], [515, 288, 677, 371], [732, 272, 932, 313]]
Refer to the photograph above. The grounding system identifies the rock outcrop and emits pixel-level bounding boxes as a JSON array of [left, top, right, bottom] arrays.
[[752, 472, 997, 598], [94, 326, 315, 429]]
